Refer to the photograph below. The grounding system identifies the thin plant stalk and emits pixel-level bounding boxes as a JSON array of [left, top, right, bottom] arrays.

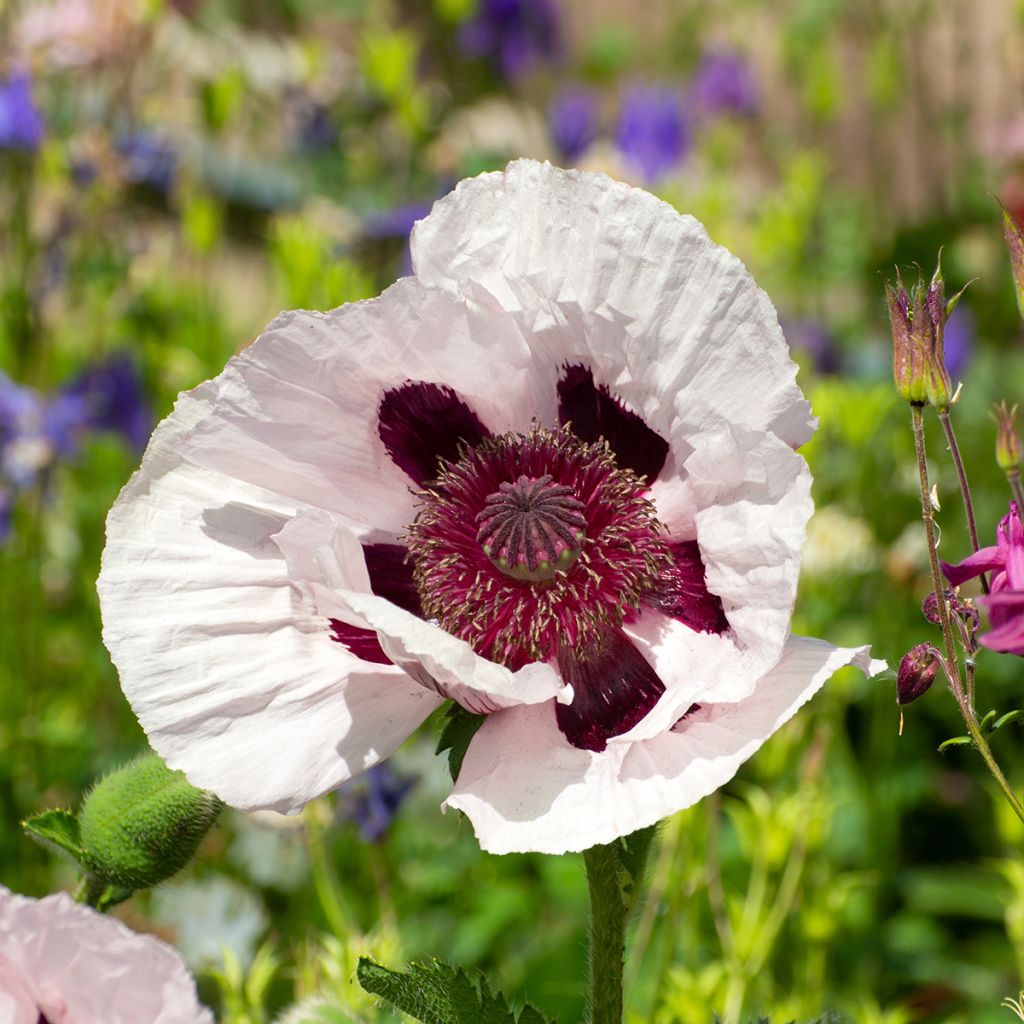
[[912, 406, 1024, 826], [939, 410, 988, 593]]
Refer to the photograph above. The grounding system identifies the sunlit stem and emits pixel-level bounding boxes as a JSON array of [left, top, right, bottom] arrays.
[[939, 410, 988, 593], [912, 405, 1024, 826]]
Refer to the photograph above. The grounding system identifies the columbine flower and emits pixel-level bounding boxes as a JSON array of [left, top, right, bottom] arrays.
[[98, 160, 882, 854], [943, 502, 1024, 655], [615, 86, 690, 183], [0, 885, 211, 1023], [457, 0, 562, 81], [0, 70, 45, 152], [548, 86, 598, 162], [687, 49, 758, 119]]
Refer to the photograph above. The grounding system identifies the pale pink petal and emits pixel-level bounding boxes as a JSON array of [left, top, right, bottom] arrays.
[[274, 510, 571, 714], [411, 159, 814, 451], [99, 403, 440, 814], [446, 636, 884, 855], [0, 887, 211, 1024]]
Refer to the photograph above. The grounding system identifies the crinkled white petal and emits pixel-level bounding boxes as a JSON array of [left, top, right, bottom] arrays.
[[99, 399, 440, 814], [0, 887, 212, 1024], [274, 509, 571, 715], [445, 636, 885, 855]]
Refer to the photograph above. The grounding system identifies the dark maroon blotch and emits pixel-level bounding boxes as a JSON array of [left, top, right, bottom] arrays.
[[378, 381, 491, 486], [650, 540, 729, 635], [329, 618, 392, 665], [363, 543, 422, 615], [556, 364, 669, 482], [555, 630, 666, 752]]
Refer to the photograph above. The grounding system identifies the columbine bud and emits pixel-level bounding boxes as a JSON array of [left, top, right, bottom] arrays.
[[897, 643, 940, 705], [1001, 201, 1024, 319], [78, 753, 221, 892], [886, 256, 969, 413], [995, 401, 1022, 477]]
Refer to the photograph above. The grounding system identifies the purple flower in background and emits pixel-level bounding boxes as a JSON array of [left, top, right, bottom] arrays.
[[0, 71, 45, 151], [548, 87, 598, 162], [782, 318, 841, 375], [0, 489, 12, 541], [942, 303, 974, 381], [615, 86, 689, 183], [117, 133, 177, 193], [688, 50, 758, 119], [65, 354, 152, 450], [363, 202, 432, 241], [338, 763, 415, 843], [458, 0, 562, 81]]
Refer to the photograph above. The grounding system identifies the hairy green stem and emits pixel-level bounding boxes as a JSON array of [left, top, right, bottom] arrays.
[[584, 826, 656, 1024], [912, 406, 1024, 825], [939, 411, 988, 593]]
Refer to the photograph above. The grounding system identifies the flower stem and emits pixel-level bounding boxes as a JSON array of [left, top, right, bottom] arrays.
[[939, 411, 988, 593], [1010, 471, 1024, 519], [584, 825, 656, 1024], [912, 405, 1024, 826]]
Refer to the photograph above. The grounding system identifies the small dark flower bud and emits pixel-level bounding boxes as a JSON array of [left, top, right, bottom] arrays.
[[995, 401, 1022, 476], [922, 591, 943, 624], [79, 753, 222, 893], [897, 643, 940, 705]]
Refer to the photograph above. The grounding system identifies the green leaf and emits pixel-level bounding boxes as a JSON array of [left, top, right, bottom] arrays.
[[435, 704, 486, 782], [938, 735, 973, 752], [980, 709, 998, 732], [356, 957, 553, 1024], [22, 809, 84, 865], [993, 710, 1024, 732]]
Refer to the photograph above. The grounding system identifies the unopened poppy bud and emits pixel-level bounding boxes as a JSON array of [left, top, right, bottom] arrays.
[[995, 401, 1022, 476], [1001, 201, 1024, 320], [78, 753, 221, 892], [897, 643, 940, 705]]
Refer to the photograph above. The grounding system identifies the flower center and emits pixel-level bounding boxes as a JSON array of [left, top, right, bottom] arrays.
[[406, 427, 672, 669], [476, 474, 586, 582]]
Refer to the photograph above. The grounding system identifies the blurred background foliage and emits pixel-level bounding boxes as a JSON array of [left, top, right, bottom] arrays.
[[3, 0, 1024, 1021]]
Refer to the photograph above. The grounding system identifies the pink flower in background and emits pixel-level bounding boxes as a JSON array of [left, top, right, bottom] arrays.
[[98, 160, 882, 855], [0, 886, 211, 1023], [943, 502, 1024, 655]]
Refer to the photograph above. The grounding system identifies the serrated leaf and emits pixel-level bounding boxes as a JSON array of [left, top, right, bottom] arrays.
[[993, 710, 1024, 732], [357, 957, 554, 1024], [938, 735, 973, 752], [980, 709, 998, 732], [23, 809, 84, 865], [435, 704, 486, 781]]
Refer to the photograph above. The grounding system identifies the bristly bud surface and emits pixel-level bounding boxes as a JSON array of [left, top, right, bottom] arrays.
[[995, 401, 1022, 477], [886, 256, 968, 412], [78, 753, 221, 893], [897, 642, 940, 705], [1001, 200, 1024, 320]]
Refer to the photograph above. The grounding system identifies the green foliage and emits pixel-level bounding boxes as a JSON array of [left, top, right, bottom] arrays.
[[78, 753, 222, 893], [22, 808, 83, 865], [357, 957, 553, 1024], [435, 703, 486, 781]]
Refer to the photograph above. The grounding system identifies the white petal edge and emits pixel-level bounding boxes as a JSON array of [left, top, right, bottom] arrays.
[[445, 635, 886, 855], [0, 887, 213, 1024], [99, 399, 441, 815], [274, 509, 571, 715]]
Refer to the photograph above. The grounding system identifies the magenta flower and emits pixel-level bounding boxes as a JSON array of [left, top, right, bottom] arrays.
[[0, 886, 211, 1023], [943, 502, 1024, 654], [98, 161, 882, 854]]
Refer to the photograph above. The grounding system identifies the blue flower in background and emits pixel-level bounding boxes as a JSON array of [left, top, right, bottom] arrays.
[[548, 86, 598, 162], [782, 318, 841, 375], [0, 356, 150, 517], [943, 303, 974, 380], [338, 763, 416, 843], [0, 71, 45, 152], [688, 49, 758, 119], [615, 86, 689, 183], [363, 201, 435, 277], [458, 0, 562, 81], [117, 133, 178, 193]]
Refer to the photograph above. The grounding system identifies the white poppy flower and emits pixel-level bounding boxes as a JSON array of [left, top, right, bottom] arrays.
[[0, 886, 211, 1023], [98, 159, 883, 855]]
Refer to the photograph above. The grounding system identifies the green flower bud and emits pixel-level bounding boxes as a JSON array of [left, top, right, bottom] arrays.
[[886, 273, 927, 405], [78, 753, 221, 892], [995, 401, 1022, 476], [1001, 200, 1024, 320]]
